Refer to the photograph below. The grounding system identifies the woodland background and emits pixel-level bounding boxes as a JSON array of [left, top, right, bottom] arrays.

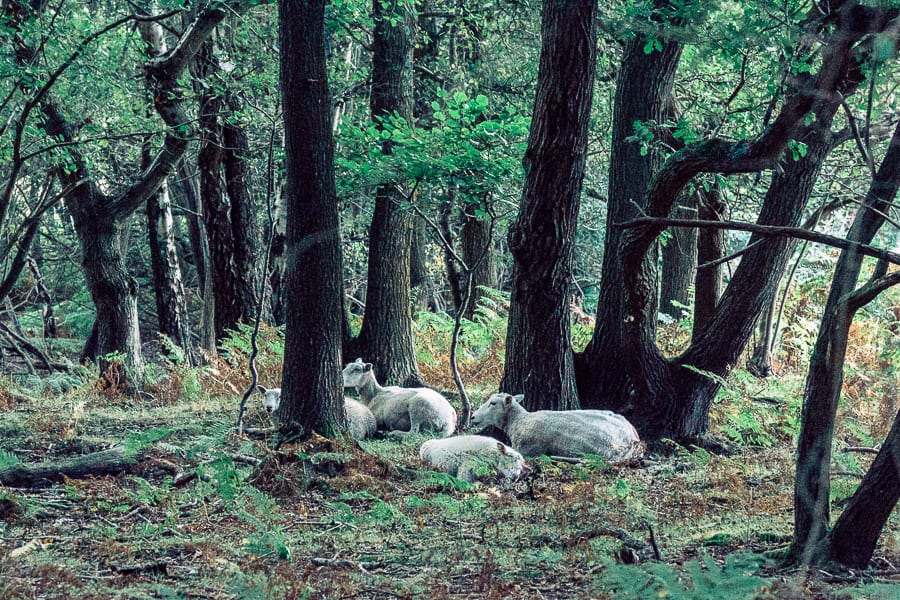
[[0, 0, 899, 598]]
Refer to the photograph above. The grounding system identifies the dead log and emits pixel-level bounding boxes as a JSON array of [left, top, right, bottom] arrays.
[[0, 446, 146, 488]]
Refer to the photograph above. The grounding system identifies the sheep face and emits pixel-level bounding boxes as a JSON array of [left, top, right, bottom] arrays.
[[342, 358, 374, 388], [257, 386, 282, 414], [471, 393, 516, 429]]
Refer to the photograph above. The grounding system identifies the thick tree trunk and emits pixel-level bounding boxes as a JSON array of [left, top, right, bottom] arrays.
[[659, 198, 697, 321], [824, 407, 900, 568], [354, 0, 423, 387], [575, 5, 683, 408], [501, 0, 597, 410], [146, 178, 194, 365], [278, 0, 345, 437], [461, 202, 496, 320], [576, 2, 888, 440], [792, 122, 900, 564], [73, 211, 144, 382]]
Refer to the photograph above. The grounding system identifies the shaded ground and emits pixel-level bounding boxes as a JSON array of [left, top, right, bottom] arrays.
[[1, 382, 897, 600]]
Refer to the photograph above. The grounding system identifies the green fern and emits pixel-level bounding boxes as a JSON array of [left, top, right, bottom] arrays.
[[0, 449, 21, 469], [599, 553, 775, 599]]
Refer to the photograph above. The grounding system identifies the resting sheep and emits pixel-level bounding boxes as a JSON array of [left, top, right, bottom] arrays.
[[419, 435, 525, 483], [342, 359, 457, 437], [471, 393, 643, 462], [257, 386, 377, 441]]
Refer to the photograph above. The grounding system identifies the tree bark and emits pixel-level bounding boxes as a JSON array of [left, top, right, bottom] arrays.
[[461, 202, 496, 320], [576, 0, 683, 408], [146, 178, 194, 365], [501, 0, 597, 410], [659, 197, 697, 321], [353, 0, 423, 387], [692, 185, 726, 339], [278, 0, 345, 437], [824, 407, 900, 568], [0, 446, 146, 488], [792, 121, 900, 564], [576, 1, 894, 440]]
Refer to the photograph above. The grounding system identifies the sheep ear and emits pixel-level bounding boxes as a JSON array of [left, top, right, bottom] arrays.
[[364, 362, 374, 371], [354, 358, 364, 363], [257, 385, 267, 394], [503, 394, 514, 406], [497, 442, 507, 455]]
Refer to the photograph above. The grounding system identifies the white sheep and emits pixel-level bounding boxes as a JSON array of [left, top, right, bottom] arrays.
[[257, 386, 377, 441], [341, 359, 457, 437], [419, 435, 526, 483], [471, 393, 643, 462]]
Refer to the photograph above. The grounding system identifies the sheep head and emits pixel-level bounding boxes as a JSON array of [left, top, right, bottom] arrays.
[[342, 358, 374, 389], [471, 392, 517, 430], [257, 386, 282, 414]]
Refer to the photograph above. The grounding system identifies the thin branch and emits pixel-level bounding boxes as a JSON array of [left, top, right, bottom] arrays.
[[618, 217, 900, 267]]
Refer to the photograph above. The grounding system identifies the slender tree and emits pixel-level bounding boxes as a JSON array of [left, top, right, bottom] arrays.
[[792, 121, 900, 565], [277, 0, 345, 436], [500, 0, 598, 410], [350, 0, 423, 387]]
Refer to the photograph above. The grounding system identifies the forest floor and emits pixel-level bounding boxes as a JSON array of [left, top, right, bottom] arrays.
[[0, 348, 898, 599]]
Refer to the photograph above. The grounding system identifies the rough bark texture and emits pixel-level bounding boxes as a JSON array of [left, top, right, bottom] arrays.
[[194, 38, 263, 342], [461, 202, 496, 320], [0, 446, 145, 488], [792, 122, 900, 564], [659, 198, 698, 321], [146, 179, 194, 364], [353, 0, 423, 387], [692, 185, 725, 339], [175, 159, 216, 354], [575, 2, 683, 408], [576, 1, 894, 440], [278, 0, 345, 437], [500, 0, 597, 411], [824, 408, 900, 568]]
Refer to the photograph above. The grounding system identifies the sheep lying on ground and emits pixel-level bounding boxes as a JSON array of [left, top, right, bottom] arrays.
[[471, 393, 643, 462], [257, 386, 377, 441], [419, 435, 525, 483], [342, 359, 457, 437]]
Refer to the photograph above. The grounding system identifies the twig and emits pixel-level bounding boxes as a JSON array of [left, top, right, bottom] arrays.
[[841, 446, 880, 454]]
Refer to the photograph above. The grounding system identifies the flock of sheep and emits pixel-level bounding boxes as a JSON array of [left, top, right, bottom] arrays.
[[259, 358, 643, 483]]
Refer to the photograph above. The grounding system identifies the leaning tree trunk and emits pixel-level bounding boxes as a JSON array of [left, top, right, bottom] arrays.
[[500, 0, 597, 410], [659, 197, 698, 321], [792, 121, 900, 565], [824, 407, 900, 568], [278, 0, 345, 437], [353, 0, 423, 387]]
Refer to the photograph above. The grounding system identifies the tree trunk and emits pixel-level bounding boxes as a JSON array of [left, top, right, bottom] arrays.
[[72, 209, 144, 382], [269, 185, 288, 325], [278, 0, 345, 437], [194, 38, 260, 342], [461, 202, 496, 320], [575, 2, 683, 408], [824, 407, 900, 568], [692, 185, 725, 340], [575, 2, 888, 440], [410, 215, 440, 312], [659, 197, 698, 321], [175, 159, 216, 354], [146, 178, 195, 365], [792, 122, 900, 564], [353, 0, 423, 387], [501, 0, 597, 410]]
